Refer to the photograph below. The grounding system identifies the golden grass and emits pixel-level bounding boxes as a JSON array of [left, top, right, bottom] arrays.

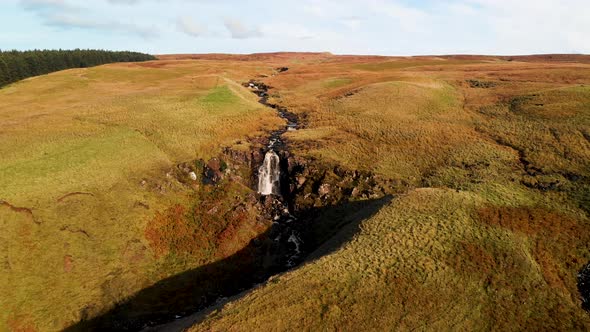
[[0, 60, 283, 331], [194, 188, 590, 331], [191, 55, 590, 330], [3, 53, 590, 331]]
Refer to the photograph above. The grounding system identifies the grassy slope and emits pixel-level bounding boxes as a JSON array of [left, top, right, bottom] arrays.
[[195, 188, 589, 331], [2, 54, 590, 331], [193, 57, 590, 330], [0, 60, 283, 331]]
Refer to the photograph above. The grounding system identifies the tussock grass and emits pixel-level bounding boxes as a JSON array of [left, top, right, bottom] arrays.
[[354, 58, 484, 71], [195, 188, 590, 331], [192, 55, 590, 330], [3, 53, 590, 331], [0, 60, 283, 330]]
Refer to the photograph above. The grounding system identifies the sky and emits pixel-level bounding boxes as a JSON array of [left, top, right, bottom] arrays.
[[1, 0, 589, 56]]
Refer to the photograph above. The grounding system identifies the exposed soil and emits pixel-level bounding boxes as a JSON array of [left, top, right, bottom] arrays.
[[0, 200, 39, 224], [56, 192, 95, 203]]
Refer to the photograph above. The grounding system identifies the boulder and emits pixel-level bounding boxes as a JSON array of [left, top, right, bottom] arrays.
[[318, 183, 331, 196]]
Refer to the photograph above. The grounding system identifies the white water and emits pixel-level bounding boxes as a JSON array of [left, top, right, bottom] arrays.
[[287, 231, 303, 267], [258, 150, 281, 195]]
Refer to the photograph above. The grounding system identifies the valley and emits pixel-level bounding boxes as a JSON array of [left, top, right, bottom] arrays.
[[1, 53, 590, 331]]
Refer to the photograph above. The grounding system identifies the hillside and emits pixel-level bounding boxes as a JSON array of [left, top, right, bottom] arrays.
[[0, 49, 155, 88], [0, 59, 284, 331], [188, 54, 590, 330], [1, 53, 589, 331]]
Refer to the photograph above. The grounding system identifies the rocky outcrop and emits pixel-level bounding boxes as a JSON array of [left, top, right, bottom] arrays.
[[283, 154, 403, 212], [580, 262, 590, 312], [112, 69, 404, 330], [467, 79, 497, 88]]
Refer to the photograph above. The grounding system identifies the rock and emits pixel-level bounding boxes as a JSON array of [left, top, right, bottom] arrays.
[[207, 206, 219, 215], [318, 183, 331, 196], [203, 157, 224, 184], [467, 79, 497, 88], [251, 150, 264, 166], [369, 192, 381, 199], [207, 158, 221, 172], [353, 170, 360, 180], [189, 172, 197, 181], [235, 205, 247, 214], [296, 176, 307, 187], [333, 166, 350, 178]]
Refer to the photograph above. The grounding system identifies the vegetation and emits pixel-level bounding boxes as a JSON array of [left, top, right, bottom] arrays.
[[0, 49, 155, 88], [194, 189, 590, 331], [190, 54, 590, 330], [0, 59, 283, 331], [2, 53, 590, 331]]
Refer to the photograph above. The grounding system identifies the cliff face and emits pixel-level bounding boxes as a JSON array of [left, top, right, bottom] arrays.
[[65, 132, 401, 330]]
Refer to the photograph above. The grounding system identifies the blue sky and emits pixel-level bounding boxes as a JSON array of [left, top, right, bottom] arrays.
[[1, 0, 589, 55]]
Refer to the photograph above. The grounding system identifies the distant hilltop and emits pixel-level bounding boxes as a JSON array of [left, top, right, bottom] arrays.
[[157, 52, 590, 64], [157, 52, 335, 61]]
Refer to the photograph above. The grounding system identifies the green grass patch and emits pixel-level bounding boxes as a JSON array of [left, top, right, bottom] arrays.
[[323, 77, 352, 88], [200, 85, 239, 105]]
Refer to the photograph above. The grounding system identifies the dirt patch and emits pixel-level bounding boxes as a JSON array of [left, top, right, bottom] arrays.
[[56, 192, 94, 203], [64, 255, 74, 273], [60, 225, 91, 238], [0, 200, 39, 224]]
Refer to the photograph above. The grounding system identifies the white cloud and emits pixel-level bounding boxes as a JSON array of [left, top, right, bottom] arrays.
[[45, 13, 158, 38], [20, 0, 72, 10], [302, 3, 325, 17], [9, 0, 590, 55], [176, 16, 206, 37], [459, 0, 590, 53], [260, 22, 316, 40], [367, 0, 429, 33], [107, 0, 140, 4], [340, 16, 362, 30], [223, 18, 262, 39], [20, 0, 158, 39], [21, 0, 66, 5]]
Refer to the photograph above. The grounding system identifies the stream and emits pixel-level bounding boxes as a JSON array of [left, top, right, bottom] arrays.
[[247, 70, 304, 268], [66, 67, 393, 332], [143, 68, 307, 331]]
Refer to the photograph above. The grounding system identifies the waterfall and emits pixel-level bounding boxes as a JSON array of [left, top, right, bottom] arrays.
[[258, 150, 281, 196]]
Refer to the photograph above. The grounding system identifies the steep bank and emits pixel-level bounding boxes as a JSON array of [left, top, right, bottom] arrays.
[[65, 68, 400, 331]]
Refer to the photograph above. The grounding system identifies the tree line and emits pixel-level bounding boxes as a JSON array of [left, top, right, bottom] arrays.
[[0, 49, 156, 88]]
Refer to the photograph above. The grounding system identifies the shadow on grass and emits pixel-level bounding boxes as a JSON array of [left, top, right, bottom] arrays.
[[64, 195, 393, 331]]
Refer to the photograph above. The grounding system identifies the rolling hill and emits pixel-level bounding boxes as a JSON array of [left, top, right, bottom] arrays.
[[1, 53, 589, 331]]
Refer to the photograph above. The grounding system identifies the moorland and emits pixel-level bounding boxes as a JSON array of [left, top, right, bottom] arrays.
[[1, 52, 589, 331]]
